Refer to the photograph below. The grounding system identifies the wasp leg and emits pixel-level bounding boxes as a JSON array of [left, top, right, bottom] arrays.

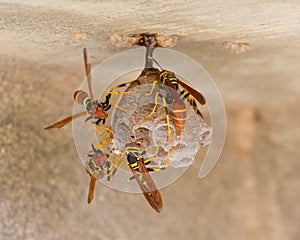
[[100, 94, 112, 108], [105, 80, 138, 96], [95, 118, 106, 125], [109, 102, 129, 112], [105, 105, 112, 111], [127, 165, 165, 185], [143, 142, 161, 165], [107, 90, 136, 95], [164, 147, 176, 168], [86, 152, 94, 158], [107, 155, 125, 183], [144, 92, 160, 119], [94, 124, 113, 147], [106, 161, 116, 184], [162, 96, 171, 141], [127, 175, 137, 182], [96, 124, 113, 135], [98, 92, 129, 112], [145, 80, 158, 96], [97, 99, 128, 112], [144, 92, 171, 141], [85, 116, 93, 122], [186, 96, 203, 118], [96, 80, 139, 110], [145, 144, 175, 170]]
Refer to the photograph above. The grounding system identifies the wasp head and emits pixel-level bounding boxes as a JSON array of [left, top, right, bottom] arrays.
[[91, 103, 108, 120], [86, 145, 110, 179]]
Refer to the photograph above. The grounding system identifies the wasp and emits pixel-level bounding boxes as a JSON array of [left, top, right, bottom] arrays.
[[85, 144, 124, 203], [124, 138, 176, 213], [44, 48, 116, 144], [145, 57, 206, 138]]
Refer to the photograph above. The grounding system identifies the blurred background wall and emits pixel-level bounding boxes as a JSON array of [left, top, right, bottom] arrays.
[[0, 1, 299, 239]]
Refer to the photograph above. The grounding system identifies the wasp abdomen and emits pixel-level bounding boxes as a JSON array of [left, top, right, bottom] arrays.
[[74, 90, 89, 105], [172, 101, 187, 135]]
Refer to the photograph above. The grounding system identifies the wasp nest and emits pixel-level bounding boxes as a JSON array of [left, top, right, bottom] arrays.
[[111, 69, 212, 168]]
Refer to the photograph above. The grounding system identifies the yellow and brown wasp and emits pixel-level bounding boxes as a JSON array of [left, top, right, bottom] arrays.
[[85, 144, 124, 203], [44, 48, 114, 144], [125, 138, 165, 213], [145, 57, 206, 138], [44, 48, 126, 203]]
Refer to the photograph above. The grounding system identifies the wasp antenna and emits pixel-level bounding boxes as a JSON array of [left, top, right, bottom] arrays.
[[83, 48, 89, 77], [83, 48, 94, 99], [91, 143, 96, 152], [151, 57, 164, 71], [90, 138, 94, 144]]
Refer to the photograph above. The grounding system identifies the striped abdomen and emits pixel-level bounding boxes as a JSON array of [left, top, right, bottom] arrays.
[[74, 90, 90, 106], [172, 101, 187, 135], [73, 90, 107, 119]]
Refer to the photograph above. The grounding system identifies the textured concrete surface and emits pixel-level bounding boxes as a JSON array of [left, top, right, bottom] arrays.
[[0, 1, 300, 240]]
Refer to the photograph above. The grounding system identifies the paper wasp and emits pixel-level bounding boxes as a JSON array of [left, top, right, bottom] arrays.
[[44, 48, 114, 144], [145, 57, 206, 138], [125, 138, 165, 213], [44, 48, 128, 203], [85, 144, 124, 203]]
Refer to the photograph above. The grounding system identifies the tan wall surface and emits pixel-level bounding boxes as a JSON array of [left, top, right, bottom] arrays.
[[0, 1, 299, 240]]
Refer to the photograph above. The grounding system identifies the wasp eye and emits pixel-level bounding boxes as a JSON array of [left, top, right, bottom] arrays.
[[88, 161, 94, 171], [130, 135, 136, 141]]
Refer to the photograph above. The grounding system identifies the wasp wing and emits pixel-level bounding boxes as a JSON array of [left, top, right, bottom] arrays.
[[137, 161, 163, 211], [177, 79, 206, 105], [87, 175, 97, 204], [129, 162, 163, 213], [83, 48, 94, 100], [44, 111, 87, 130]]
